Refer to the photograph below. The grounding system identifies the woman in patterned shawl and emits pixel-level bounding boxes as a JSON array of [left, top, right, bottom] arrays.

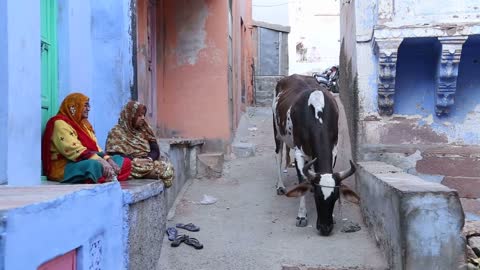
[[42, 93, 132, 183], [106, 101, 174, 187]]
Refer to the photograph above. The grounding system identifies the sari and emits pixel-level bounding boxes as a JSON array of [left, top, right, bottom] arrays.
[[106, 101, 174, 187], [42, 93, 131, 183]]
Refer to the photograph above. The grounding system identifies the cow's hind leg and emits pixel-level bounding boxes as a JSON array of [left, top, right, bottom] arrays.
[[294, 151, 308, 227], [274, 139, 287, 195]]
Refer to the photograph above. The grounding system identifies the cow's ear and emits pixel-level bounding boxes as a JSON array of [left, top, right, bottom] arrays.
[[340, 184, 360, 204], [285, 183, 311, 197]]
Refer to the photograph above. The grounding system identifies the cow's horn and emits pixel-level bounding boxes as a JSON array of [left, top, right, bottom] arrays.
[[333, 160, 356, 182], [302, 158, 319, 181]]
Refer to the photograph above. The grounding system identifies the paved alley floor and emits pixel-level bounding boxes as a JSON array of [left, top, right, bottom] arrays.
[[157, 105, 387, 270]]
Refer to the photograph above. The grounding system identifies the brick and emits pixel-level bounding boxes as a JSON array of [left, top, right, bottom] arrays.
[[442, 177, 480, 199]]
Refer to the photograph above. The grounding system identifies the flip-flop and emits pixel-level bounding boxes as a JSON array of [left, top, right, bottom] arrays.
[[166, 227, 178, 241], [176, 223, 200, 232], [184, 236, 203, 249], [171, 234, 188, 247]]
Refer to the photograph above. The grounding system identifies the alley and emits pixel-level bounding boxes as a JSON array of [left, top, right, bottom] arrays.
[[157, 104, 387, 270]]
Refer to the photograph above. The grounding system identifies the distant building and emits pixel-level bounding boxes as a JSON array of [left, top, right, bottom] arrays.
[[288, 0, 340, 75]]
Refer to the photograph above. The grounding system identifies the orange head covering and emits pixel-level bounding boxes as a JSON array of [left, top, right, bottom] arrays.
[[57, 93, 94, 136]]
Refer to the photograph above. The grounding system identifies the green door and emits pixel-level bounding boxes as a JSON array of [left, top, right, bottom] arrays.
[[41, 0, 58, 133], [41, 0, 58, 180]]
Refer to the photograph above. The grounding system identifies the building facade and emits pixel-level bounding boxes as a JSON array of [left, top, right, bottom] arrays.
[[136, 0, 254, 152], [340, 0, 480, 218]]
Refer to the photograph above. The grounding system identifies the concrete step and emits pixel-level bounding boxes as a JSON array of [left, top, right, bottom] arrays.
[[232, 142, 256, 158], [196, 152, 224, 179]]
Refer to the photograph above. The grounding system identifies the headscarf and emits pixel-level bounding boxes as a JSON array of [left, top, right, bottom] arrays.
[[42, 93, 100, 175], [106, 100, 156, 158]]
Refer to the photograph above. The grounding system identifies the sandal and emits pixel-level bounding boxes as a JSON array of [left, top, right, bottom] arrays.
[[166, 227, 178, 241], [185, 236, 204, 249], [176, 222, 200, 232], [171, 234, 188, 247]]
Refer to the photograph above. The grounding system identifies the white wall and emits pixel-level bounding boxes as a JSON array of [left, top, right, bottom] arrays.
[[288, 0, 340, 75]]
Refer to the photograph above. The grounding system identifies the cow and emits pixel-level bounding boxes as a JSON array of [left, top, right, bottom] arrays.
[[272, 74, 356, 236]]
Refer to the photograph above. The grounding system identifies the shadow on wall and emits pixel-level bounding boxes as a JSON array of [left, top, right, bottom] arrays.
[[453, 35, 480, 122], [394, 37, 440, 117]]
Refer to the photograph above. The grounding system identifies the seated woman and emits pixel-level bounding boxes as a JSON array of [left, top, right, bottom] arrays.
[[105, 101, 174, 187], [42, 93, 132, 183]]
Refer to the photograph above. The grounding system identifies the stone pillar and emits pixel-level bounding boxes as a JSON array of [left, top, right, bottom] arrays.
[[436, 36, 467, 116], [375, 38, 403, 116]]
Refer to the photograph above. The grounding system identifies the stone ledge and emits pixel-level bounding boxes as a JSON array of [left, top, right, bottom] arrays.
[[157, 137, 205, 147], [0, 183, 119, 211], [357, 161, 465, 270], [121, 180, 165, 204]]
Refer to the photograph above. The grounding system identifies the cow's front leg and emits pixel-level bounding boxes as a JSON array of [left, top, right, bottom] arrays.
[[296, 195, 308, 227], [275, 140, 286, 195]]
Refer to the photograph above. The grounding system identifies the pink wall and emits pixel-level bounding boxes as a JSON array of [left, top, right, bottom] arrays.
[[157, 0, 230, 140], [136, 0, 254, 151]]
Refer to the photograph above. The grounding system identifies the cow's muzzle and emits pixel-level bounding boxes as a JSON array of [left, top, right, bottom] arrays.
[[318, 223, 334, 236]]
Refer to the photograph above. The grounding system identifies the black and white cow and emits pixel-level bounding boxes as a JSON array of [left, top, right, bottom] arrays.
[[272, 74, 356, 236]]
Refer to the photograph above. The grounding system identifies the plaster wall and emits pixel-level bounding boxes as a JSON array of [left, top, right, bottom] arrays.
[[0, 1, 41, 186], [2, 183, 124, 270], [381, 0, 480, 26], [341, 0, 480, 155], [157, 0, 229, 141], [357, 161, 465, 269], [57, 0, 133, 149], [0, 0, 7, 184]]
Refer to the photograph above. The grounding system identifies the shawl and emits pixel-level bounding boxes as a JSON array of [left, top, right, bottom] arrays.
[[106, 100, 156, 158]]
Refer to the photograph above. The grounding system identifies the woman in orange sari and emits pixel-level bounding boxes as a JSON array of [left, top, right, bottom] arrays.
[[42, 93, 131, 183]]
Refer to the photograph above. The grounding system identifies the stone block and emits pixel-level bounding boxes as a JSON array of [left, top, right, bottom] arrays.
[[122, 180, 167, 270], [197, 152, 224, 178], [442, 177, 480, 199], [357, 161, 465, 270], [232, 142, 256, 158]]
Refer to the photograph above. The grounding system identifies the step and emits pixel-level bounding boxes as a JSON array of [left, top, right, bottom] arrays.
[[196, 152, 224, 179], [232, 142, 256, 158]]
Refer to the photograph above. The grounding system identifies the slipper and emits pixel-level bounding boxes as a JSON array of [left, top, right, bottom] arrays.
[[176, 223, 200, 232], [166, 227, 178, 241], [171, 234, 188, 247], [185, 236, 203, 249]]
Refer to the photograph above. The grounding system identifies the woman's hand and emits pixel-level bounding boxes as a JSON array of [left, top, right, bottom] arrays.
[[107, 158, 121, 174], [98, 158, 115, 179]]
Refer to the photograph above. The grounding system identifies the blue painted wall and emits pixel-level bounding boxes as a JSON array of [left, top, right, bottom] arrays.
[[3, 184, 124, 269], [58, 0, 133, 149], [0, 0, 133, 184], [0, 0, 7, 184], [0, 1, 42, 186], [90, 0, 133, 148], [393, 36, 480, 144], [395, 38, 440, 117]]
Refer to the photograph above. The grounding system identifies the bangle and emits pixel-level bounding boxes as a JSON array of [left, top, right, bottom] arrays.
[[104, 155, 111, 160]]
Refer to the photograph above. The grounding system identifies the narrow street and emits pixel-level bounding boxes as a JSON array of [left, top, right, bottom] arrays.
[[158, 101, 387, 270]]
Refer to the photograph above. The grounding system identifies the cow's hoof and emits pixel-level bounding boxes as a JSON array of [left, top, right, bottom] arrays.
[[296, 217, 308, 227], [276, 187, 286, 195]]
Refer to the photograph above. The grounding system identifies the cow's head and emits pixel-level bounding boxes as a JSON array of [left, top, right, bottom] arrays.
[[286, 159, 356, 236]]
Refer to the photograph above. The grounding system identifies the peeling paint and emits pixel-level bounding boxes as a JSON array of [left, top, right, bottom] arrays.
[[175, 0, 209, 66]]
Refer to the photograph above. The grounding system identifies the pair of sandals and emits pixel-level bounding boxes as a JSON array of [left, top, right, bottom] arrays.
[[166, 223, 203, 249]]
